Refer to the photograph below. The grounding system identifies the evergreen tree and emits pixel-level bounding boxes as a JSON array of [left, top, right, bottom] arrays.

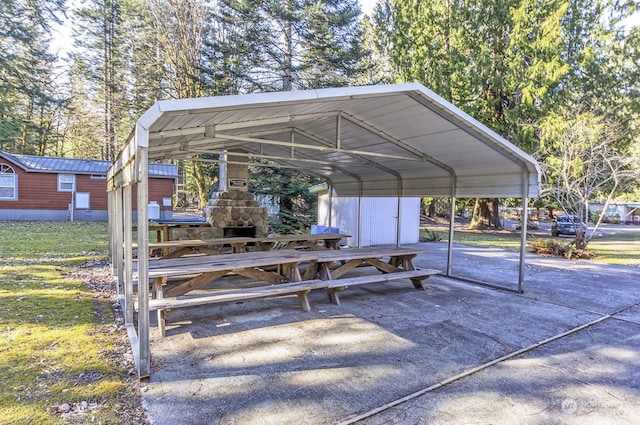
[[72, 0, 128, 160], [375, 0, 639, 230], [250, 163, 323, 234], [0, 0, 67, 154], [213, 0, 369, 231], [215, 0, 368, 92]]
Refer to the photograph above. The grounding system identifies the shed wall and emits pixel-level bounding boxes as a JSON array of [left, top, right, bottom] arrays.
[[318, 194, 420, 247]]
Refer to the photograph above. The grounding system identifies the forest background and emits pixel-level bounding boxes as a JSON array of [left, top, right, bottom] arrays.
[[1, 0, 639, 237]]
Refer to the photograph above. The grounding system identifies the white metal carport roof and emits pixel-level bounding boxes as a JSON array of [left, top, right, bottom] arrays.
[[109, 83, 539, 198], [107, 83, 540, 377]]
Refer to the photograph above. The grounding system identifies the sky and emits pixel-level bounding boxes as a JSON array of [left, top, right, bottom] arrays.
[[359, 0, 377, 16]]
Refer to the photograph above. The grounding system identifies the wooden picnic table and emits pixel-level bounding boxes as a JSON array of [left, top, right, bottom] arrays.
[[147, 250, 318, 336], [144, 245, 441, 336], [139, 236, 257, 258], [133, 221, 211, 242]]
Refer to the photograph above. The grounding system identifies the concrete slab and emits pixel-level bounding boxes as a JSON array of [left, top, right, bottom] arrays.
[[141, 242, 640, 424], [358, 318, 640, 425]]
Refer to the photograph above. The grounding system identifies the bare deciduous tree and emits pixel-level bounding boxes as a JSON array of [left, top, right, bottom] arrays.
[[539, 111, 637, 249]]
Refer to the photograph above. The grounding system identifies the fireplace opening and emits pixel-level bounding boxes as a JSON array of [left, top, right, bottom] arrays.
[[224, 226, 256, 238]]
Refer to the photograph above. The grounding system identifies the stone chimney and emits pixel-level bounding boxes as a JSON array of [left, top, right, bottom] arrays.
[[203, 153, 269, 238]]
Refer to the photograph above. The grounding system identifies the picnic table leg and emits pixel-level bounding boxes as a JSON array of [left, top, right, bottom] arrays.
[[288, 262, 302, 282], [303, 260, 318, 280], [327, 286, 345, 306], [258, 241, 275, 251], [153, 277, 167, 337], [410, 277, 427, 290], [230, 242, 246, 253], [399, 255, 426, 290], [296, 290, 312, 312]]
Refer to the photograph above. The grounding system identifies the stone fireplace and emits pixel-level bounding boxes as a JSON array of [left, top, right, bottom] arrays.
[[202, 153, 269, 238], [203, 190, 268, 238]]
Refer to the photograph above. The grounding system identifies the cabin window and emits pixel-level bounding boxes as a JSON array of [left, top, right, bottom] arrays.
[[58, 174, 75, 192], [0, 164, 17, 200]]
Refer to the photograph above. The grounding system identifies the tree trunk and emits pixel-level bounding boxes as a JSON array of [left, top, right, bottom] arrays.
[[428, 199, 437, 217], [468, 198, 502, 230], [191, 159, 210, 209], [574, 229, 586, 250]]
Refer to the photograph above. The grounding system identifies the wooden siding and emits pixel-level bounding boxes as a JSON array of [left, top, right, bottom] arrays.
[[0, 159, 174, 212]]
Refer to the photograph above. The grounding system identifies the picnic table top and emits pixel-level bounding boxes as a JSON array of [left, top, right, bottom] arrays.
[[147, 246, 425, 279], [134, 233, 350, 249]]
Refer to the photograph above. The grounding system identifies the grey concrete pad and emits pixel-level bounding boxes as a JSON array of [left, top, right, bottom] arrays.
[[142, 243, 640, 424], [411, 241, 640, 314], [358, 318, 640, 425]]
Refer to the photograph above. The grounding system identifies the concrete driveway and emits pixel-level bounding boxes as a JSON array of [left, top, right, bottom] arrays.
[[141, 241, 640, 424]]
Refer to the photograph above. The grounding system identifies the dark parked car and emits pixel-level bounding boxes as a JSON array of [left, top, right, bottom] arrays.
[[551, 215, 586, 237]]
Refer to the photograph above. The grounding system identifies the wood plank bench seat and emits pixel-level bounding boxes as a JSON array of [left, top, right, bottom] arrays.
[[325, 268, 442, 305], [147, 280, 330, 336]]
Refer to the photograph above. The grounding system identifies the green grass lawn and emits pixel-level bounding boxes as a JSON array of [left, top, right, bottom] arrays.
[[420, 226, 640, 266], [0, 222, 141, 424]]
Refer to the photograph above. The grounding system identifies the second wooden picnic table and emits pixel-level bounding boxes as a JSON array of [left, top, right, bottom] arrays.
[[138, 233, 350, 259]]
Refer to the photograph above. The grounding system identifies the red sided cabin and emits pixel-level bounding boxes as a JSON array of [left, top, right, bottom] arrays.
[[0, 151, 177, 221]]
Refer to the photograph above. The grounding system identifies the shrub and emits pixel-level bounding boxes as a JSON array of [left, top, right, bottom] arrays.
[[529, 238, 596, 259]]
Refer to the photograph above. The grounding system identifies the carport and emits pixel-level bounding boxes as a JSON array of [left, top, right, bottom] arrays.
[[107, 83, 540, 376]]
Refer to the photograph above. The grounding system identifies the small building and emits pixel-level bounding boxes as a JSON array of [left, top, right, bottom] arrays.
[[0, 151, 177, 221], [311, 184, 420, 247], [589, 201, 640, 224]]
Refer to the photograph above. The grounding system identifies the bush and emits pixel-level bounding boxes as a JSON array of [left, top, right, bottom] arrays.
[[529, 238, 595, 260]]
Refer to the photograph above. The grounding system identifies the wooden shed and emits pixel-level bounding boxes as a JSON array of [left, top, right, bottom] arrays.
[[0, 151, 177, 221]]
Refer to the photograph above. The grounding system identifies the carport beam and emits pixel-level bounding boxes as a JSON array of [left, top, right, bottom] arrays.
[[446, 180, 456, 276], [137, 147, 151, 378], [518, 171, 530, 293]]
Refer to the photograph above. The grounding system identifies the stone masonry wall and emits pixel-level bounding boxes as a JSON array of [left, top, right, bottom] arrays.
[[203, 190, 269, 238]]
